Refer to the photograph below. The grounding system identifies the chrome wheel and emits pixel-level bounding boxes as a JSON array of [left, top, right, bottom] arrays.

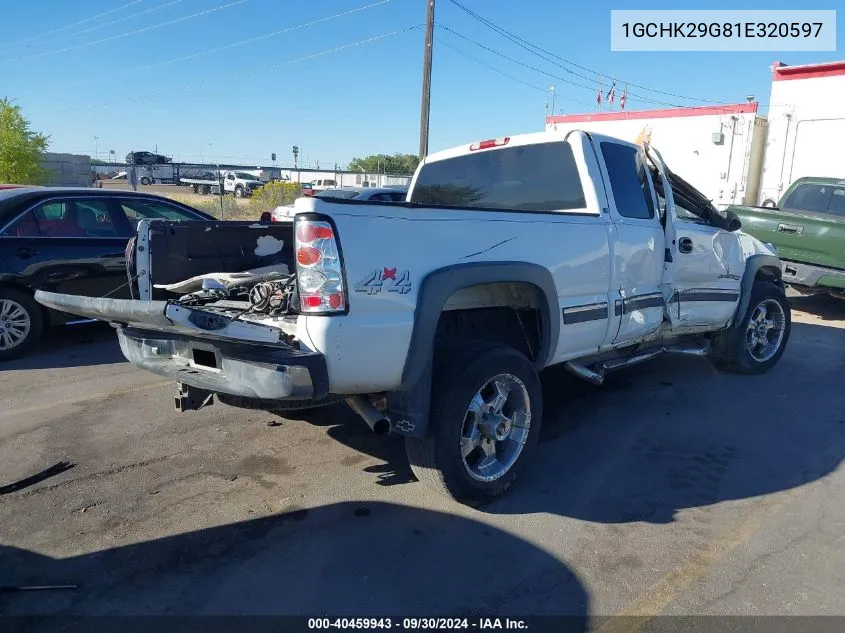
[[0, 298, 31, 351], [745, 298, 786, 362], [460, 373, 531, 483]]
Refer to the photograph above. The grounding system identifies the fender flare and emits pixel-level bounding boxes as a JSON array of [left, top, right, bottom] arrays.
[[387, 262, 559, 438], [400, 261, 560, 390], [733, 254, 783, 327]]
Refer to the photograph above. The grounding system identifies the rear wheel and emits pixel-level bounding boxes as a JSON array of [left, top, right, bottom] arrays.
[[0, 288, 44, 361], [405, 342, 542, 506], [140, 176, 152, 186], [713, 280, 790, 374], [234, 185, 244, 198]]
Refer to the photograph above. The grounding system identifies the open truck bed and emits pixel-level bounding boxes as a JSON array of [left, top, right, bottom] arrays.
[[36, 218, 315, 402]]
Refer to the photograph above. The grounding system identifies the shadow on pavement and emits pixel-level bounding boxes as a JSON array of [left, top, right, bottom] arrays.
[[788, 293, 845, 321], [3, 322, 124, 371], [290, 322, 844, 525], [1, 501, 589, 621], [282, 404, 415, 487]]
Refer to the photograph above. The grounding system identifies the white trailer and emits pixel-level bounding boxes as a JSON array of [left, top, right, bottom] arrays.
[[545, 103, 767, 209], [758, 60, 845, 206]]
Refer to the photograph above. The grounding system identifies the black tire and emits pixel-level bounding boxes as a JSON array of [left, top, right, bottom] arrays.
[[405, 341, 543, 506], [234, 185, 244, 199], [140, 176, 151, 186], [714, 280, 791, 374], [0, 287, 45, 361], [201, 184, 211, 195]]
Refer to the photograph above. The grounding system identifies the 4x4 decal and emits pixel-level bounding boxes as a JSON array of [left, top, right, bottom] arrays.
[[354, 267, 412, 295]]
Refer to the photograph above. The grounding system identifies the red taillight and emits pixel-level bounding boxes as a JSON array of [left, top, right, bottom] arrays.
[[295, 218, 346, 314], [470, 136, 510, 151], [296, 246, 322, 267], [296, 223, 333, 243]]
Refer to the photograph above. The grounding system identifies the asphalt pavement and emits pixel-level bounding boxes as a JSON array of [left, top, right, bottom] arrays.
[[1, 294, 844, 627]]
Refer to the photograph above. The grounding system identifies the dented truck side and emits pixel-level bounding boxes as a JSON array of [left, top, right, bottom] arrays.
[[36, 130, 791, 505]]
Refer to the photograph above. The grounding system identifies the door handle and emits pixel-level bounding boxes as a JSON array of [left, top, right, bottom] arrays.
[[777, 223, 803, 235], [15, 247, 38, 258], [678, 237, 693, 254]]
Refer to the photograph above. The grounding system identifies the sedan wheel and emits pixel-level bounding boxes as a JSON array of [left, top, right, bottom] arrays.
[[0, 298, 31, 352], [0, 289, 44, 361]]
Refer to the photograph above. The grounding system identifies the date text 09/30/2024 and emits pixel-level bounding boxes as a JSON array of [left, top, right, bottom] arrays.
[[308, 618, 529, 630]]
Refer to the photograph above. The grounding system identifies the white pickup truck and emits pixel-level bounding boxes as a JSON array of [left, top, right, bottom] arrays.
[[180, 170, 264, 197], [36, 131, 790, 505]]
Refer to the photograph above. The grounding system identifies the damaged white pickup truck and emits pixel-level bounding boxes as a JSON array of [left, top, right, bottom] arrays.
[[37, 131, 791, 505]]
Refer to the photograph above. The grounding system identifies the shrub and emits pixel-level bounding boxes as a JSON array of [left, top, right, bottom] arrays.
[[248, 181, 301, 214]]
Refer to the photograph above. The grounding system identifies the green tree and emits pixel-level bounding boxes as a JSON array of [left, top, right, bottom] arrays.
[[0, 98, 49, 184], [348, 153, 419, 175]]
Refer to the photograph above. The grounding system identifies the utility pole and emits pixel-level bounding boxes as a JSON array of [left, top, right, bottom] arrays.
[[418, 0, 435, 160]]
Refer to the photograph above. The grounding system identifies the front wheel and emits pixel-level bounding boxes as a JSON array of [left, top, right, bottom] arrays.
[[140, 176, 152, 186], [234, 186, 244, 198], [405, 342, 543, 506], [713, 280, 791, 374], [0, 288, 45, 361]]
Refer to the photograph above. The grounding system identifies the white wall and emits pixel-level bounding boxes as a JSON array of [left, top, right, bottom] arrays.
[[545, 105, 764, 208], [759, 61, 845, 205]]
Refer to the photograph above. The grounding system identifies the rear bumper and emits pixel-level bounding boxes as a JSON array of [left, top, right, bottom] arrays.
[[781, 260, 845, 290], [117, 327, 329, 400]]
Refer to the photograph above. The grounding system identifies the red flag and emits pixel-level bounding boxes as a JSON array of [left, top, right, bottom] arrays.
[[620, 85, 628, 110], [606, 82, 616, 105]]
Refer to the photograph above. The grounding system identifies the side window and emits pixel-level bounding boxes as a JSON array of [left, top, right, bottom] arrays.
[[600, 142, 655, 220], [1, 210, 41, 236], [369, 193, 389, 201], [17, 199, 118, 237], [390, 192, 407, 202], [119, 199, 199, 230]]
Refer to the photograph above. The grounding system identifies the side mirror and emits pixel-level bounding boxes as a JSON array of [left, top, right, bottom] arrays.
[[259, 211, 272, 223]]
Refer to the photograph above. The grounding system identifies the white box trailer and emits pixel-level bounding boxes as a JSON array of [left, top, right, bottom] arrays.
[[545, 103, 767, 209], [758, 60, 845, 206]]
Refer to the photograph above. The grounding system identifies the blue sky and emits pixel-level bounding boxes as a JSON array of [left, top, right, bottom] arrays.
[[1, 0, 841, 168]]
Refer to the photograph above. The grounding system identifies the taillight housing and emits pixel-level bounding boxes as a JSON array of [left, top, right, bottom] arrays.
[[294, 216, 346, 314]]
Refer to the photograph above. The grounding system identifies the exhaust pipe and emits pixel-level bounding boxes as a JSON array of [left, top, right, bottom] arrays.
[[346, 396, 390, 434]]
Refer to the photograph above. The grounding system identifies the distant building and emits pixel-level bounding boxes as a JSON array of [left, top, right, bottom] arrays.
[[545, 103, 767, 209], [758, 60, 845, 206], [40, 153, 93, 187]]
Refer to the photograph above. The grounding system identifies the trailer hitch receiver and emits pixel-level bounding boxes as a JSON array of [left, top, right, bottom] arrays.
[[174, 382, 214, 412]]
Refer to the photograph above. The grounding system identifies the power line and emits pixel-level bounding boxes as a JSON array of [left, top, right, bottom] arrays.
[[32, 26, 417, 115], [4, 0, 186, 52], [2, 0, 251, 63], [447, 0, 727, 107], [436, 34, 596, 110], [436, 37, 546, 93], [435, 24, 665, 109], [59, 0, 394, 89], [0, 0, 145, 52]]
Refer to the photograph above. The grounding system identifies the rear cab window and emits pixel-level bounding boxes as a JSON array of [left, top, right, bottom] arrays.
[[782, 183, 845, 215], [409, 141, 587, 212]]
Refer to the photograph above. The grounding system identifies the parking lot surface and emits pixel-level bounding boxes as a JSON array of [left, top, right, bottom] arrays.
[[1, 294, 844, 623]]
